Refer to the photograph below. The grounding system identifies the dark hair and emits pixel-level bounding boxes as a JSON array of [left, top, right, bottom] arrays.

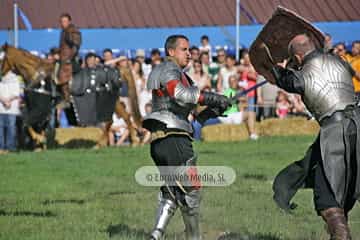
[[133, 60, 144, 78], [85, 52, 96, 61], [103, 48, 112, 55], [193, 60, 204, 76], [49, 47, 60, 55], [226, 55, 235, 61], [60, 13, 72, 21], [334, 42, 346, 49], [151, 48, 160, 56], [201, 35, 209, 41], [352, 40, 360, 47], [200, 51, 209, 62], [164, 35, 189, 56], [190, 46, 199, 52]]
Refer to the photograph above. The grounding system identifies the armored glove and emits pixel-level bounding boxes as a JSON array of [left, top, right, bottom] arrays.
[[201, 92, 232, 111]]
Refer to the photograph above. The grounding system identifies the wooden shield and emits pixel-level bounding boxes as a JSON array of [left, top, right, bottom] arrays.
[[249, 6, 325, 83]]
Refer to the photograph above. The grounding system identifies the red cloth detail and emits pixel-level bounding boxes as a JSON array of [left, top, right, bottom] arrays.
[[154, 89, 164, 97], [198, 93, 205, 104], [165, 79, 180, 97], [187, 166, 202, 189]]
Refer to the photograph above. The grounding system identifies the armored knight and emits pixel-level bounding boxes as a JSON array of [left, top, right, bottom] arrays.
[[250, 7, 359, 240], [70, 53, 121, 126], [143, 35, 231, 240]]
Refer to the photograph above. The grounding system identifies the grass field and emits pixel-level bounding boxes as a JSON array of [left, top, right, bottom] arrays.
[[0, 136, 359, 240]]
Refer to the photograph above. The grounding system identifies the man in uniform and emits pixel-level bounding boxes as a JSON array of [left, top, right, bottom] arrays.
[[143, 35, 231, 240], [58, 13, 82, 101], [271, 34, 359, 240]]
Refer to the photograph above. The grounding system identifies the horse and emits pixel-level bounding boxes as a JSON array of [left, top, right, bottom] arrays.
[[0, 44, 58, 150], [1, 44, 144, 149]]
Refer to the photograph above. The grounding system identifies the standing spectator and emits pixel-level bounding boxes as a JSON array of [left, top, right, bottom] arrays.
[[186, 46, 201, 75], [217, 55, 237, 92], [103, 49, 114, 67], [135, 49, 151, 80], [200, 51, 210, 75], [324, 33, 333, 52], [150, 48, 162, 67], [94, 55, 102, 66], [0, 71, 21, 153], [190, 46, 200, 61], [256, 75, 278, 120], [189, 60, 211, 91], [46, 47, 60, 63], [132, 60, 146, 95], [216, 48, 226, 67], [238, 50, 259, 140], [276, 91, 291, 119], [199, 35, 212, 60], [344, 41, 360, 99], [132, 60, 152, 117], [58, 13, 82, 101], [207, 48, 226, 91], [333, 42, 347, 59]]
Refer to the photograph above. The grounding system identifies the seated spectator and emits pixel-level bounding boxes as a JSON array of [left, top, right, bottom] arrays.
[[276, 91, 291, 119], [137, 103, 152, 144], [189, 60, 211, 91], [288, 94, 306, 117], [0, 71, 21, 153], [218, 75, 244, 124], [108, 112, 129, 146]]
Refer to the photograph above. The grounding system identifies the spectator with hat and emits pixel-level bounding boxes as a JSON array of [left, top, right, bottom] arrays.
[[135, 49, 151, 80]]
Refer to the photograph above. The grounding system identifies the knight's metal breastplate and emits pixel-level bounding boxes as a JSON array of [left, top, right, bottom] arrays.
[[143, 60, 197, 133], [302, 54, 355, 121]]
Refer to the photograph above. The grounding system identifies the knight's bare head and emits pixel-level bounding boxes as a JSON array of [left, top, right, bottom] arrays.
[[288, 34, 315, 60]]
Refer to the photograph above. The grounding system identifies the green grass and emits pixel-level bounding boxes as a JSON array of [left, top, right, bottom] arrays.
[[0, 136, 359, 240]]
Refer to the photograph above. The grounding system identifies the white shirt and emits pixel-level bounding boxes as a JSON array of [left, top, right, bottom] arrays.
[[0, 71, 21, 115], [219, 67, 237, 92]]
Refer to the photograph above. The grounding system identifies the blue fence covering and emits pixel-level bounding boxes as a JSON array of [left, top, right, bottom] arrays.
[[1, 21, 359, 58]]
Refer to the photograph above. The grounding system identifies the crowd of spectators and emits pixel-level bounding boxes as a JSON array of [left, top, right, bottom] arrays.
[[1, 33, 360, 151]]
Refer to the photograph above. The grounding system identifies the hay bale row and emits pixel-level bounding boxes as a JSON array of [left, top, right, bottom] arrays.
[[55, 127, 102, 145], [201, 117, 319, 142], [53, 117, 319, 145]]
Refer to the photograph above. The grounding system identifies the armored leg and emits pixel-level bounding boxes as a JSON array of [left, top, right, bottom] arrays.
[[150, 192, 178, 240], [180, 189, 201, 240], [321, 208, 351, 240]]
